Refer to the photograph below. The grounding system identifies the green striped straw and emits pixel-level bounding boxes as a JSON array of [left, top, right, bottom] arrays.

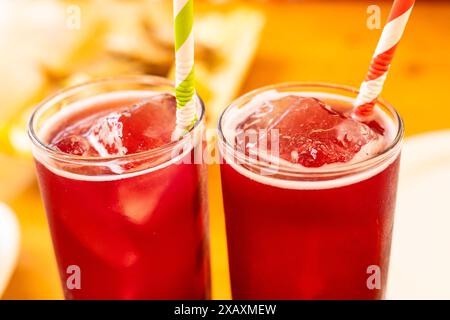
[[172, 0, 198, 141]]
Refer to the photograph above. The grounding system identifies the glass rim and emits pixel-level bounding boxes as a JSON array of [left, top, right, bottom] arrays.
[[217, 82, 404, 178], [28, 75, 205, 166]]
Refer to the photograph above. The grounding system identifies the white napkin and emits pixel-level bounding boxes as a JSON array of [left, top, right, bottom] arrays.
[[387, 130, 450, 299], [0, 202, 20, 297]]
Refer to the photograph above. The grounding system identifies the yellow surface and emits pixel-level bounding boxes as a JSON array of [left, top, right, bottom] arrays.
[[3, 1, 450, 299]]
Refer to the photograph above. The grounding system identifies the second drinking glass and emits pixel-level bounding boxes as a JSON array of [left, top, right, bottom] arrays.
[[218, 83, 403, 299]]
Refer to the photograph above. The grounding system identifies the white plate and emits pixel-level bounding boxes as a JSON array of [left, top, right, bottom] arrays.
[[387, 130, 450, 299], [0, 203, 20, 297]]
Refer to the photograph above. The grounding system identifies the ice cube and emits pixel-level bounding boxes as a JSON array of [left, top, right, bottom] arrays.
[[53, 134, 94, 156], [51, 93, 177, 158], [237, 95, 383, 168], [118, 93, 176, 155], [88, 111, 127, 157]]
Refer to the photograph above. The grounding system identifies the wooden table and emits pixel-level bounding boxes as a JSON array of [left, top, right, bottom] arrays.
[[3, 1, 450, 299]]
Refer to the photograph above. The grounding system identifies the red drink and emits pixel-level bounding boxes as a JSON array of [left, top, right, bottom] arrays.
[[29, 77, 210, 299], [218, 83, 403, 299]]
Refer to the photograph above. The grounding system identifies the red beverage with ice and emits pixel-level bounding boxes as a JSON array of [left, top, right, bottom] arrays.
[[29, 77, 210, 299], [218, 83, 403, 299]]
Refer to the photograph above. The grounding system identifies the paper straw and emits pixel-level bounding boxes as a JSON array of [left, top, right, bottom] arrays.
[[354, 0, 415, 116], [172, 0, 198, 141]]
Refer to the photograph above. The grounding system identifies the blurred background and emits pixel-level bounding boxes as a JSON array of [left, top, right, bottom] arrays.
[[0, 0, 449, 299]]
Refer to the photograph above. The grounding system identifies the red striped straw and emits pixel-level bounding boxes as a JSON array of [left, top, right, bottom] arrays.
[[354, 0, 415, 116]]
